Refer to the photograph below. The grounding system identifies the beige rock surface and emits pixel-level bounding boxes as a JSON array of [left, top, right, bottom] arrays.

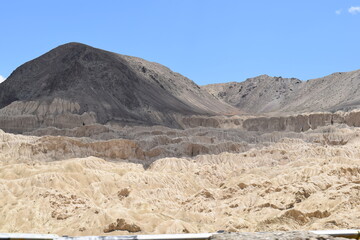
[[0, 128, 359, 236]]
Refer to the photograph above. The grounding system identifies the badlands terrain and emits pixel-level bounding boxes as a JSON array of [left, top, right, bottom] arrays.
[[0, 43, 359, 236]]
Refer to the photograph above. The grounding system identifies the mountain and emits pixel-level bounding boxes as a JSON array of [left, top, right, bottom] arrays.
[[203, 70, 360, 114], [281, 70, 360, 113], [203, 75, 302, 113], [0, 42, 236, 133], [2, 42, 360, 134]]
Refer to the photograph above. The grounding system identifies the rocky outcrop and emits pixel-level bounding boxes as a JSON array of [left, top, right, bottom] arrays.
[[0, 129, 145, 163], [103, 219, 141, 233], [0, 128, 254, 164]]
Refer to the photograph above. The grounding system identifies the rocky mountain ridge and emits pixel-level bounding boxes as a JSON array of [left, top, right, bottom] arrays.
[[203, 70, 360, 114]]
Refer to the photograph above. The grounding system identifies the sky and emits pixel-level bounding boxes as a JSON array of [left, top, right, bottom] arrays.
[[1, 0, 360, 85]]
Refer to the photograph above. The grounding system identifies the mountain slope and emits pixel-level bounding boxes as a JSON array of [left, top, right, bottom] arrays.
[[203, 75, 302, 113], [203, 70, 360, 114], [0, 42, 236, 132], [281, 70, 360, 113]]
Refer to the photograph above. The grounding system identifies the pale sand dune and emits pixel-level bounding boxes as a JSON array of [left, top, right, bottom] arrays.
[[0, 130, 359, 236]]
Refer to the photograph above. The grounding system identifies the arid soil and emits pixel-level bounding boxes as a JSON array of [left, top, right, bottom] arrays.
[[0, 126, 359, 236]]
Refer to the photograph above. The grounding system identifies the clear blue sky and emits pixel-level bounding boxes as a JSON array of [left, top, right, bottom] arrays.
[[1, 0, 360, 85]]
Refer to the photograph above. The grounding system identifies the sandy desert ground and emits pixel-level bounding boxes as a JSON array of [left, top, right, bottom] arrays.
[[0, 126, 359, 236]]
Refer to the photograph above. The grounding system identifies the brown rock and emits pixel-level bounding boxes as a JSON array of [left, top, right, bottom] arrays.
[[103, 218, 141, 233], [118, 188, 130, 199]]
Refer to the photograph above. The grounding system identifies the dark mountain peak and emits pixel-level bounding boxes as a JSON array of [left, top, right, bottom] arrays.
[[0, 43, 235, 132], [52, 42, 97, 53], [60, 41, 89, 47]]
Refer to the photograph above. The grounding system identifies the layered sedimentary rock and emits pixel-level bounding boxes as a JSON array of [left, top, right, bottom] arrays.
[[181, 110, 360, 132], [0, 98, 97, 133]]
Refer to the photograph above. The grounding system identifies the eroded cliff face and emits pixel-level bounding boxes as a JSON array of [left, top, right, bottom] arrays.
[[5, 105, 360, 135], [181, 110, 360, 132], [0, 117, 357, 167], [0, 98, 97, 133]]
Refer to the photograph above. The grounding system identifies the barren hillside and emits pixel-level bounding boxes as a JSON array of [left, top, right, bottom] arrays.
[[0, 43, 236, 133], [203, 70, 360, 114]]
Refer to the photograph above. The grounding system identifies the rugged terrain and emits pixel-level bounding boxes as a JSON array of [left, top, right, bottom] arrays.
[[1, 43, 360, 237], [0, 127, 359, 235], [203, 70, 360, 114]]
